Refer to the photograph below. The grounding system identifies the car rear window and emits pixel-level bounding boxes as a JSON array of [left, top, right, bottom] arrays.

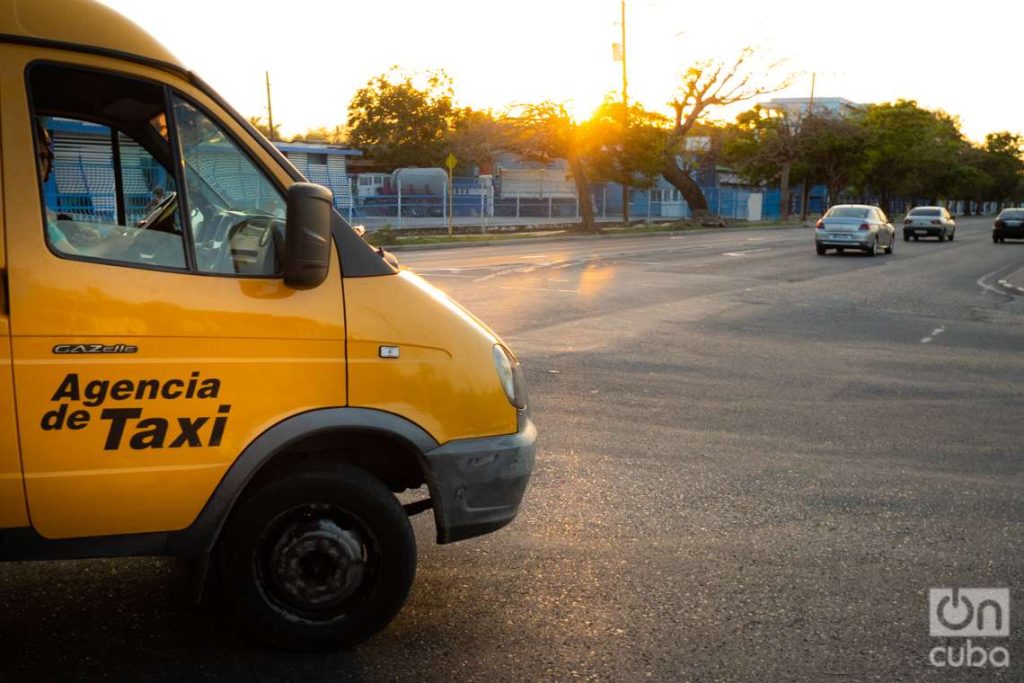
[[909, 208, 941, 216], [999, 210, 1024, 220], [826, 207, 870, 218]]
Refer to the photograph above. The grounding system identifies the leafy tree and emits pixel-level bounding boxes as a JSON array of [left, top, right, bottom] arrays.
[[290, 126, 347, 144], [347, 67, 458, 168], [854, 100, 964, 213], [445, 108, 512, 175], [799, 114, 868, 206], [504, 102, 597, 233], [979, 132, 1024, 208], [663, 47, 793, 218], [586, 99, 671, 191], [247, 115, 281, 142], [723, 105, 804, 218]]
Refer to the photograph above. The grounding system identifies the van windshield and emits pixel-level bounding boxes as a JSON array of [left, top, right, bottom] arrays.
[[172, 95, 287, 274]]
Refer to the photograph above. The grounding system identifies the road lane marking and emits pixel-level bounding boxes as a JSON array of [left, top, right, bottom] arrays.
[[723, 248, 772, 256], [500, 286, 578, 294], [977, 265, 1017, 299], [921, 326, 945, 344]]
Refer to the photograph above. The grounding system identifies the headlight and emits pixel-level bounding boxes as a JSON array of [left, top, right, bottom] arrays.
[[492, 344, 526, 409]]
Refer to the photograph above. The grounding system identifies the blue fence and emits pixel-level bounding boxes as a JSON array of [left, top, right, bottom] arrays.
[[47, 160, 169, 225]]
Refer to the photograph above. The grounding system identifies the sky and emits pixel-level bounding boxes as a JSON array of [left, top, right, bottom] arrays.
[[99, 0, 1022, 144]]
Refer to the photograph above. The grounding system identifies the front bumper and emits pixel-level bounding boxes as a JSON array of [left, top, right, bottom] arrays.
[[423, 413, 536, 544]]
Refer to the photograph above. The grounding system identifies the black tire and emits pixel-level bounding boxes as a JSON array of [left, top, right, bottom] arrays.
[[903, 232, 910, 242], [993, 235, 1000, 243], [938, 231, 946, 242], [816, 245, 827, 255], [217, 463, 416, 651], [948, 231, 955, 242], [867, 238, 878, 257], [886, 236, 895, 255], [914, 235, 919, 241]]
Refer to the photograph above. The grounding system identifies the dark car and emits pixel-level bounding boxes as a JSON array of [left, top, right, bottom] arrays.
[[903, 206, 956, 242], [815, 204, 896, 256], [993, 208, 1024, 243]]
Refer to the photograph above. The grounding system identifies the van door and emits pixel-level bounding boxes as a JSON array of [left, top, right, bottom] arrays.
[[0, 72, 30, 527], [3, 54, 346, 539]]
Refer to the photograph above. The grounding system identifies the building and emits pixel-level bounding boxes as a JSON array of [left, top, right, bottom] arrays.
[[763, 97, 864, 118]]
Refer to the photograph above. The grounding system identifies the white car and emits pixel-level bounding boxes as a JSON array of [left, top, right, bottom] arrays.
[[903, 206, 956, 242], [815, 204, 896, 256]]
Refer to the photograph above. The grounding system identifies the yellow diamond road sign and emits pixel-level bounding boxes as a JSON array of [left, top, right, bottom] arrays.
[[445, 153, 457, 171]]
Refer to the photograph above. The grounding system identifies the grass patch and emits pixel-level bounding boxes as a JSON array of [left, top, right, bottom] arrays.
[[364, 219, 809, 248]]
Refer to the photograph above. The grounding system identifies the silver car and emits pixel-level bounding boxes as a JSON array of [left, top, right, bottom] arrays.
[[903, 206, 956, 242], [815, 204, 896, 256]]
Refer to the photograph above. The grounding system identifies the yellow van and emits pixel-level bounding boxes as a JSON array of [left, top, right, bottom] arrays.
[[0, 0, 535, 650]]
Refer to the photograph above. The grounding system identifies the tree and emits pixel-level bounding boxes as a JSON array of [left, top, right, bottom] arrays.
[[663, 47, 793, 218], [979, 132, 1024, 208], [855, 100, 964, 213], [800, 114, 868, 207], [586, 99, 671, 191], [445, 108, 512, 175], [723, 105, 804, 219], [347, 67, 458, 168], [248, 115, 281, 142], [290, 126, 347, 144], [504, 102, 597, 233]]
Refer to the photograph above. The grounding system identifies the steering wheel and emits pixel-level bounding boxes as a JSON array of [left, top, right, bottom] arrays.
[[136, 191, 178, 230]]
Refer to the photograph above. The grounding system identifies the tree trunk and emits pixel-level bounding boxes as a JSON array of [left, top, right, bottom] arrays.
[[779, 162, 791, 220], [827, 180, 841, 209], [662, 155, 709, 219], [569, 156, 597, 233]]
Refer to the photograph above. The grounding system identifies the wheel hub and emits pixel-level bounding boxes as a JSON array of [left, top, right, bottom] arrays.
[[272, 518, 367, 611]]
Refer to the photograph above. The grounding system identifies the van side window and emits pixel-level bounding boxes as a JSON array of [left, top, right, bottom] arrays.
[[29, 65, 187, 270], [171, 95, 285, 276]]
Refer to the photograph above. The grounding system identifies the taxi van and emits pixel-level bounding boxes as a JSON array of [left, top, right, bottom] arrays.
[[0, 0, 535, 650]]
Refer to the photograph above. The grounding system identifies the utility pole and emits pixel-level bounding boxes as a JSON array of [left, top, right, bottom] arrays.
[[799, 72, 816, 221], [620, 0, 630, 225], [265, 71, 275, 141]]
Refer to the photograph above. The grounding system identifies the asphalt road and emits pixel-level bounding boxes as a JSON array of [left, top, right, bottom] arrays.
[[3, 217, 1022, 681]]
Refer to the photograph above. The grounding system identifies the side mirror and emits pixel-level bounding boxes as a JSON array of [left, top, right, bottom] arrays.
[[284, 182, 332, 289]]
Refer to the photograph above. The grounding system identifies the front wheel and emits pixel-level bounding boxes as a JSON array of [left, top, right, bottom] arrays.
[[217, 463, 416, 651]]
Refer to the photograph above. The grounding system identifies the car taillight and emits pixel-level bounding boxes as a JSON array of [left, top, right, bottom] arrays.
[[859, 223, 870, 231], [815, 220, 824, 230]]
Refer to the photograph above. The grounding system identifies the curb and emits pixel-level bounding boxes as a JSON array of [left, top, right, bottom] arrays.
[[383, 222, 811, 252]]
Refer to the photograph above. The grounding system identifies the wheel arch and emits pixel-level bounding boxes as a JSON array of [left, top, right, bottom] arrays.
[[170, 407, 440, 559]]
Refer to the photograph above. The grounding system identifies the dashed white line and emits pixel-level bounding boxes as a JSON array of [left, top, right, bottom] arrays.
[[921, 326, 946, 344], [500, 286, 577, 294], [723, 248, 772, 257], [977, 265, 1017, 298]]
